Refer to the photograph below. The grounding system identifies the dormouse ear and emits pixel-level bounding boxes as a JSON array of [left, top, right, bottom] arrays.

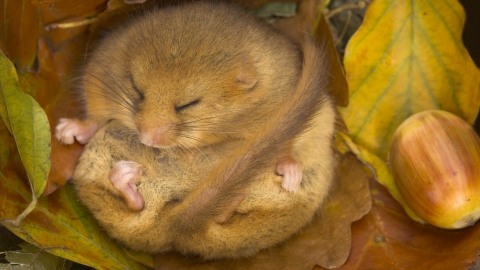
[[236, 56, 257, 90]]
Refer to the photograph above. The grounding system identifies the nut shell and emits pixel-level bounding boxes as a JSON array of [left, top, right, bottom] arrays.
[[389, 110, 480, 229]]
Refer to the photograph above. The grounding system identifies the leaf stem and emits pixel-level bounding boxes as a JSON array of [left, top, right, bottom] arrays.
[[45, 18, 98, 31], [15, 199, 37, 226], [1, 199, 38, 227]]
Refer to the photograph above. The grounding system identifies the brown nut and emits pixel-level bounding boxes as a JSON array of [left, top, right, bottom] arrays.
[[389, 110, 480, 229]]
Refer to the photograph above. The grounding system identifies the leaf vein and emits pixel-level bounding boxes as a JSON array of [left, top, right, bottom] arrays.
[[349, 18, 410, 100], [415, 17, 463, 117], [425, 0, 466, 60], [438, 0, 463, 29], [352, 58, 410, 142]]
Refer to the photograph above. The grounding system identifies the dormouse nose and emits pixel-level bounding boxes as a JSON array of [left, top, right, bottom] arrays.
[[138, 122, 174, 148]]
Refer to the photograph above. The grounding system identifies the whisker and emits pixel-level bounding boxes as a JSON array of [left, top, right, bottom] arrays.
[[83, 91, 134, 115], [170, 138, 192, 156], [86, 108, 136, 119], [179, 135, 210, 161], [180, 127, 247, 134], [179, 114, 265, 128], [178, 109, 249, 125], [91, 59, 137, 104], [179, 134, 209, 146], [87, 74, 137, 113]]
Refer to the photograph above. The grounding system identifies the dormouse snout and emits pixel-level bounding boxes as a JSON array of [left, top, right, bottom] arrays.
[[138, 122, 175, 148]]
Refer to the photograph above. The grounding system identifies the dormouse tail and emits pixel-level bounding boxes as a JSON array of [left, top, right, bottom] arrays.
[[169, 34, 332, 234]]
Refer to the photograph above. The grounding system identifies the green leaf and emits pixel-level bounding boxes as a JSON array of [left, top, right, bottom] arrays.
[[0, 50, 51, 198]]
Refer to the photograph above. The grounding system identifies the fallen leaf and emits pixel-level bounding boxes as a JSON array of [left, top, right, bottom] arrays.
[[0, 0, 42, 71], [340, 0, 480, 159], [337, 178, 480, 269], [155, 153, 371, 270], [0, 170, 152, 270], [0, 50, 50, 199], [313, 9, 349, 107]]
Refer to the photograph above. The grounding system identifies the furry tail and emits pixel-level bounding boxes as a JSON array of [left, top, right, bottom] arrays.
[[169, 34, 332, 234]]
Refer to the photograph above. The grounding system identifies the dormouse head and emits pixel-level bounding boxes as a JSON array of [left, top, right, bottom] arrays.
[[83, 3, 297, 150], [127, 50, 259, 149]]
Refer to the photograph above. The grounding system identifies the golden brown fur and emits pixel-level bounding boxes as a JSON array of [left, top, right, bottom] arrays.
[[68, 2, 337, 259]]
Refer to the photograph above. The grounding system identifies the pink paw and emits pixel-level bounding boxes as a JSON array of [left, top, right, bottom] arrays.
[[276, 156, 302, 193], [55, 118, 98, 145], [109, 161, 144, 211]]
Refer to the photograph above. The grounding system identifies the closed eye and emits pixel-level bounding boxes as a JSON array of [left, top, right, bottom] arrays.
[[175, 99, 200, 113], [130, 76, 144, 101]]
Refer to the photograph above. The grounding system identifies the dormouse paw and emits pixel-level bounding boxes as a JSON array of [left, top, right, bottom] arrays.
[[109, 160, 144, 211], [276, 156, 302, 193], [55, 118, 98, 145]]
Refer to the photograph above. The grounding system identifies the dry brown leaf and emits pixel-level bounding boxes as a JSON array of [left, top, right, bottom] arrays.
[[313, 15, 349, 108], [334, 177, 480, 269], [1, 0, 43, 70]]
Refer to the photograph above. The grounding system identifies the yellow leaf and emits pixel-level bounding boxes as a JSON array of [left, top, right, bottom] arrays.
[[0, 50, 50, 198], [340, 0, 480, 159]]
